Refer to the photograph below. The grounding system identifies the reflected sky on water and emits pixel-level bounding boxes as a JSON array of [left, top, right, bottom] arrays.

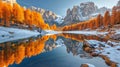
[[0, 34, 110, 67]]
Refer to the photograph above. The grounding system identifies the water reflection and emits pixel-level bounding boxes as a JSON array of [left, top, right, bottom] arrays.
[[0, 35, 50, 67], [59, 34, 104, 58], [62, 33, 108, 42], [0, 34, 110, 67]]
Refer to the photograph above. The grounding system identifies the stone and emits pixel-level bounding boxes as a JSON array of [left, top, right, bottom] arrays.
[[80, 64, 89, 67], [84, 47, 92, 53], [91, 52, 98, 57], [111, 63, 117, 67]]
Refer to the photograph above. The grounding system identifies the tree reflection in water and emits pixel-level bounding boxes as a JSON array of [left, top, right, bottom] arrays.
[[0, 35, 50, 67], [0, 34, 109, 67], [60, 33, 110, 58]]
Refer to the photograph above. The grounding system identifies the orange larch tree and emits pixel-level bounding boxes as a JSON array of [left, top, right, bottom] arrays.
[[116, 10, 120, 24], [103, 11, 111, 28], [13, 3, 24, 24], [2, 3, 12, 27], [111, 6, 117, 26], [95, 14, 102, 28], [24, 9, 31, 26]]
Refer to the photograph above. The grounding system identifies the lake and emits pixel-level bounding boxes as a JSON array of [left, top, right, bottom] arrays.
[[0, 33, 112, 67]]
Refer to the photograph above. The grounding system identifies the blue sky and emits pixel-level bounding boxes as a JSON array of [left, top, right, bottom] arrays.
[[17, 0, 119, 16]]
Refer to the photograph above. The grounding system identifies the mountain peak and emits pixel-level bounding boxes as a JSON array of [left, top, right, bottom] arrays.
[[63, 1, 110, 26], [80, 2, 95, 6], [64, 2, 97, 23], [117, 0, 120, 6], [30, 6, 60, 26]]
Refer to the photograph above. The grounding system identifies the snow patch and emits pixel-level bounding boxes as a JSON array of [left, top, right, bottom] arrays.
[[115, 29, 120, 34], [55, 15, 64, 24], [102, 46, 120, 65], [45, 30, 62, 35], [0, 27, 40, 43], [63, 31, 108, 35], [86, 40, 120, 66], [81, 63, 95, 67], [87, 63, 96, 67]]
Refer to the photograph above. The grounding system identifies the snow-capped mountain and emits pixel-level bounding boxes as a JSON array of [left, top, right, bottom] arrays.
[[63, 2, 110, 25], [23, 2, 111, 26], [17, 0, 118, 26], [117, 0, 120, 6], [55, 15, 64, 25], [30, 6, 63, 26]]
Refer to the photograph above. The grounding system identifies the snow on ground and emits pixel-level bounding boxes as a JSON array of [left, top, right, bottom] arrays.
[[81, 63, 95, 67], [63, 31, 108, 35], [85, 40, 106, 48], [0, 27, 40, 43], [87, 63, 95, 67], [43, 29, 120, 36], [102, 45, 120, 67], [86, 40, 120, 66], [45, 30, 62, 35], [115, 29, 120, 34]]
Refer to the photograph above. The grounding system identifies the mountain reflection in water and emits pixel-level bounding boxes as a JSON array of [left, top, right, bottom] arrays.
[[0, 34, 109, 67]]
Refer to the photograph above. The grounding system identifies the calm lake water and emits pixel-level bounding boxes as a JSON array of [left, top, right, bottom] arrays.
[[0, 34, 109, 67]]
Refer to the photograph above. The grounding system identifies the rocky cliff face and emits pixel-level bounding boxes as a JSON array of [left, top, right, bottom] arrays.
[[63, 2, 110, 25], [117, 0, 120, 6], [79, 2, 98, 16], [96, 7, 109, 14], [64, 6, 82, 24], [30, 6, 62, 26]]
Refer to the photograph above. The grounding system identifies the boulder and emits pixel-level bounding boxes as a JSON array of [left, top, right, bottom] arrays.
[[80, 64, 89, 67]]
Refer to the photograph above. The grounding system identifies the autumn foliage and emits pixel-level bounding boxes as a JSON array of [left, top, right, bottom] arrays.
[[62, 33, 107, 42], [63, 6, 120, 31], [50, 24, 57, 30], [0, 1, 51, 30], [0, 35, 50, 67]]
